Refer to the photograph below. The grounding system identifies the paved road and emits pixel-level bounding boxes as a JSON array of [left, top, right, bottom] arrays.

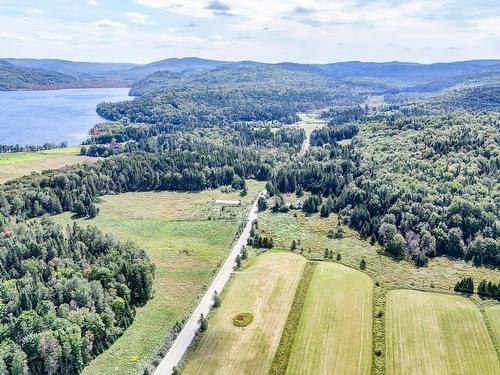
[[153, 192, 263, 375]]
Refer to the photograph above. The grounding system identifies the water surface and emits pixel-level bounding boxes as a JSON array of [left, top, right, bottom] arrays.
[[0, 88, 130, 146]]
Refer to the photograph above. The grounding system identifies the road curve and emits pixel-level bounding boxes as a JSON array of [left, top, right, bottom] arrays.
[[153, 192, 263, 375]]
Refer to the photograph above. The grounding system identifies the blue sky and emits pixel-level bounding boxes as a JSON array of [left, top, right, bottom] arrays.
[[0, 0, 498, 64]]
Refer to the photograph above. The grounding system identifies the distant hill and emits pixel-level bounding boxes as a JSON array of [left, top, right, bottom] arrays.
[[0, 61, 77, 91], [2, 56, 499, 93], [123, 58, 500, 90], [420, 67, 500, 111], [120, 57, 263, 80], [2, 58, 137, 79]]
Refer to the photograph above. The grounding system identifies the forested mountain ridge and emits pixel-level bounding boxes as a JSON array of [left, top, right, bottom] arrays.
[[2, 58, 138, 79], [0, 61, 77, 91], [96, 66, 371, 132], [2, 57, 499, 91]]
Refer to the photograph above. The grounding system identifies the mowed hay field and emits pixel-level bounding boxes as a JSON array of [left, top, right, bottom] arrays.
[[286, 262, 372, 375], [0, 146, 96, 183], [486, 305, 500, 349], [51, 180, 264, 375], [182, 252, 306, 375], [386, 290, 500, 375]]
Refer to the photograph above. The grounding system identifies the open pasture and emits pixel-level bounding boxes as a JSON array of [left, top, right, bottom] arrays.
[[182, 252, 306, 375], [286, 262, 373, 375], [386, 289, 500, 375], [0, 146, 95, 183]]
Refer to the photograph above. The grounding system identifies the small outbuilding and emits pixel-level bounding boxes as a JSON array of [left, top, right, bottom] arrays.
[[292, 200, 303, 209]]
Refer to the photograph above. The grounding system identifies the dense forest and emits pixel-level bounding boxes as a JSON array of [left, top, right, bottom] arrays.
[[276, 111, 499, 267], [94, 66, 369, 139], [0, 220, 154, 374]]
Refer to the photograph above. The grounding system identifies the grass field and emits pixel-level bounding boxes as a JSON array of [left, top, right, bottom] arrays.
[[255, 209, 500, 373], [51, 181, 264, 375], [255, 210, 500, 292], [182, 252, 306, 375], [286, 262, 373, 375], [386, 290, 500, 375], [486, 305, 500, 350], [0, 146, 96, 183]]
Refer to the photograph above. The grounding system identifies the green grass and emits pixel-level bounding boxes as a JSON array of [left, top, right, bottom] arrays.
[[386, 290, 500, 375], [0, 146, 95, 184], [486, 305, 500, 351], [182, 253, 306, 375], [0, 151, 44, 165], [286, 262, 373, 375], [256, 210, 500, 293], [50, 182, 264, 375], [269, 262, 316, 375], [256, 209, 500, 374], [41, 145, 82, 154], [0, 146, 81, 165]]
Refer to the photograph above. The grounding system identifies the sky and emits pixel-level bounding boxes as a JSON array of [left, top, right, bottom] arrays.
[[0, 0, 499, 64]]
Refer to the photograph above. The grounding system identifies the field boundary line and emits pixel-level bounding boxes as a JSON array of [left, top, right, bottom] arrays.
[[480, 307, 500, 362], [268, 261, 317, 375]]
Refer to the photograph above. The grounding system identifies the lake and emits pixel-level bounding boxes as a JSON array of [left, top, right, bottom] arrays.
[[0, 88, 131, 146]]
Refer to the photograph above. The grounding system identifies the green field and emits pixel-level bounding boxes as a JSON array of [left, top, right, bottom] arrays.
[[255, 209, 500, 373], [255, 209, 500, 293], [51, 181, 264, 375], [0, 146, 95, 183], [182, 252, 306, 375], [486, 305, 500, 349], [286, 262, 372, 375], [386, 290, 500, 375]]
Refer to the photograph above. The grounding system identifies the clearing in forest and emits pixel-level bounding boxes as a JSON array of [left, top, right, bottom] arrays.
[[295, 112, 325, 155], [386, 289, 500, 375], [51, 181, 264, 375], [182, 252, 306, 375], [286, 262, 372, 375], [0, 146, 96, 184]]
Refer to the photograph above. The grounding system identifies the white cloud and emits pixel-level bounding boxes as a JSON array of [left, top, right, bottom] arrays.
[[40, 32, 72, 42], [0, 32, 33, 41], [0, 0, 498, 64], [23, 8, 44, 16], [94, 18, 127, 28], [125, 12, 157, 25]]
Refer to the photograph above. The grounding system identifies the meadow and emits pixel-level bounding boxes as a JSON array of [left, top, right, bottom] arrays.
[[251, 208, 500, 374], [286, 262, 372, 375], [182, 252, 306, 375], [486, 305, 500, 350], [0, 146, 95, 183], [51, 180, 264, 375], [386, 290, 500, 375]]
